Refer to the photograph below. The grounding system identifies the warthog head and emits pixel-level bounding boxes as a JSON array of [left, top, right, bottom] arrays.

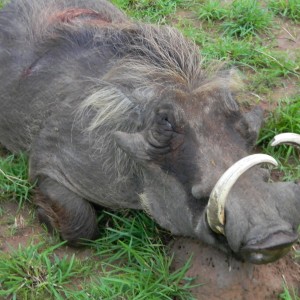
[[117, 98, 300, 265]]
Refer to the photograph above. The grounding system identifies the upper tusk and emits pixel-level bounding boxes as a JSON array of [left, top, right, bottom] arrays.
[[271, 133, 300, 147], [206, 154, 278, 235]]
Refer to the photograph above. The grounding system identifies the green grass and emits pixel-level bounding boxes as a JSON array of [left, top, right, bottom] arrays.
[[0, 242, 89, 300], [221, 0, 273, 37], [179, 26, 299, 95], [258, 96, 300, 181], [0, 154, 35, 207], [268, 0, 300, 22], [198, 36, 294, 70], [179, 7, 299, 96], [0, 212, 195, 299], [280, 279, 300, 300], [197, 0, 227, 23], [196, 0, 273, 37], [111, 0, 182, 23], [83, 211, 195, 299]]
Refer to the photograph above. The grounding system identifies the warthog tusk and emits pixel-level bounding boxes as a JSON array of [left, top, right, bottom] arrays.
[[271, 133, 300, 147], [206, 154, 278, 235]]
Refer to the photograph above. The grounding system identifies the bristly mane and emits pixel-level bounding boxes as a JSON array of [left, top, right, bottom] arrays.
[[78, 22, 241, 131], [106, 24, 204, 89]]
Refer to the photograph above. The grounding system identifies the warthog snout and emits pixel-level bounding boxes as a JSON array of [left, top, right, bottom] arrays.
[[205, 132, 300, 264], [240, 230, 298, 264]]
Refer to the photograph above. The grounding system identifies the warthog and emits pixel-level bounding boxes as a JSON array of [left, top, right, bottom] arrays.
[[0, 0, 299, 264]]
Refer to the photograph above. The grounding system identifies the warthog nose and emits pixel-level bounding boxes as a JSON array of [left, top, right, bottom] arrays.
[[240, 231, 298, 264]]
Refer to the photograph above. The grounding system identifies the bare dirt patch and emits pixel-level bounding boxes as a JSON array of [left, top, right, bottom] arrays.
[[169, 237, 300, 300], [0, 201, 41, 252], [275, 21, 300, 52], [0, 201, 94, 261]]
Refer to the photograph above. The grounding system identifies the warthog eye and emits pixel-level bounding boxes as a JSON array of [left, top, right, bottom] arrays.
[[114, 104, 184, 161], [155, 106, 176, 132], [163, 117, 173, 130], [157, 113, 174, 131]]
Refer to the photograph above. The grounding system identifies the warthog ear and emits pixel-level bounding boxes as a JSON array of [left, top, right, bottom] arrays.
[[114, 106, 178, 161], [243, 106, 263, 136], [114, 131, 151, 161], [236, 106, 263, 149], [114, 128, 173, 161]]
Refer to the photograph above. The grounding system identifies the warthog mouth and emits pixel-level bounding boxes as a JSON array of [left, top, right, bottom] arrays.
[[206, 133, 300, 263], [239, 231, 298, 264]]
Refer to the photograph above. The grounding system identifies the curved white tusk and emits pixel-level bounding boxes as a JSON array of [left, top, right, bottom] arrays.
[[271, 133, 300, 147], [206, 154, 278, 235]]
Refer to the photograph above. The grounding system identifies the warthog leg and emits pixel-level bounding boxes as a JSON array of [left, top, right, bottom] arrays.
[[34, 177, 99, 246]]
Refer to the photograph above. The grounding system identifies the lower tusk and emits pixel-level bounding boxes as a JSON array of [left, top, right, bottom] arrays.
[[206, 154, 278, 235]]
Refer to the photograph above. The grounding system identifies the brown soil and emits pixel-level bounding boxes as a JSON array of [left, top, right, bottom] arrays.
[[169, 237, 300, 300], [0, 201, 94, 261], [275, 21, 300, 52]]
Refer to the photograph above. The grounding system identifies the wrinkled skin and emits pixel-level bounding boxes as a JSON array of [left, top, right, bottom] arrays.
[[119, 100, 300, 263], [0, 0, 299, 264]]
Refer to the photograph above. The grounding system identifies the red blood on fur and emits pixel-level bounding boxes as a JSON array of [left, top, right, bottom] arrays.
[[49, 8, 112, 26], [21, 67, 32, 78]]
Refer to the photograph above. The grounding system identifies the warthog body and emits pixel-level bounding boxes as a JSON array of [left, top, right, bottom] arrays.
[[0, 0, 299, 264]]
